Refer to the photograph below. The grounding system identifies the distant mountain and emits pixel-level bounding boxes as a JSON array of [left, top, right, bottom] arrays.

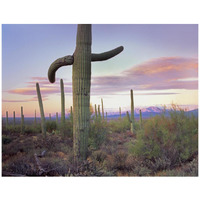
[[106, 106, 198, 119]]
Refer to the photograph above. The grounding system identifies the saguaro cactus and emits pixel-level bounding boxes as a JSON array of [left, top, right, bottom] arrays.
[[36, 83, 46, 136], [13, 111, 16, 127], [130, 89, 134, 133], [101, 98, 104, 120], [119, 107, 122, 120], [56, 112, 58, 124], [21, 106, 24, 134], [48, 24, 123, 164], [34, 110, 37, 126], [60, 79, 66, 135], [98, 105, 101, 121], [94, 104, 98, 120], [6, 111, 8, 130], [139, 109, 143, 129]]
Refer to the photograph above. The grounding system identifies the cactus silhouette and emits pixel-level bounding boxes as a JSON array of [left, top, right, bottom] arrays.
[[48, 24, 123, 164], [36, 83, 46, 136]]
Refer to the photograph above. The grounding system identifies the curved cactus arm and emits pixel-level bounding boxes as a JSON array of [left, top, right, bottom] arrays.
[[91, 46, 124, 62], [48, 55, 74, 83]]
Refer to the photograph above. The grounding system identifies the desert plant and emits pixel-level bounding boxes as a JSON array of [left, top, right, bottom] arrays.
[[13, 111, 16, 127], [60, 79, 66, 136], [130, 89, 134, 133], [34, 110, 37, 126], [101, 98, 104, 120], [36, 82, 46, 136], [48, 24, 123, 164], [21, 107, 25, 134], [6, 111, 8, 130], [139, 109, 142, 129]]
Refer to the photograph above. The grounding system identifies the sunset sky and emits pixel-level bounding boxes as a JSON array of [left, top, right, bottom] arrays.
[[2, 24, 198, 117]]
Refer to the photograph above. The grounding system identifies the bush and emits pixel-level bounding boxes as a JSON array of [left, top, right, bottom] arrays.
[[46, 121, 57, 133], [89, 120, 109, 150], [109, 117, 130, 133], [128, 105, 198, 169]]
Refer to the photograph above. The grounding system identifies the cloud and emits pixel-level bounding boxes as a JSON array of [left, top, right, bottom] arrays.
[[91, 57, 198, 95], [2, 96, 48, 103]]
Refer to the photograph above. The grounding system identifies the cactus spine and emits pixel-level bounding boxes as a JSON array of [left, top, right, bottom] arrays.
[[48, 24, 124, 164], [60, 79, 65, 136], [101, 98, 104, 120], [6, 111, 8, 130], [36, 83, 46, 136], [130, 89, 134, 133], [13, 111, 16, 127], [21, 106, 24, 134]]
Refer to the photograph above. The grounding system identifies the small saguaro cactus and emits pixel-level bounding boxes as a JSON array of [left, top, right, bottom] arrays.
[[130, 89, 134, 133], [48, 24, 124, 164], [139, 109, 143, 129], [94, 104, 98, 120], [49, 113, 51, 121], [106, 112, 108, 122], [56, 112, 58, 124], [119, 107, 122, 120], [34, 110, 37, 126], [21, 106, 25, 134], [60, 79, 66, 136], [70, 106, 73, 124], [36, 83, 46, 136], [98, 105, 101, 121], [6, 111, 8, 130], [101, 98, 104, 120], [13, 111, 16, 127], [126, 111, 131, 123]]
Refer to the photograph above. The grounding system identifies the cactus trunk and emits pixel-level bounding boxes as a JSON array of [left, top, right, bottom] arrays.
[[56, 112, 58, 124], [140, 109, 142, 129], [101, 98, 104, 120], [13, 111, 15, 127], [34, 110, 37, 126], [70, 106, 73, 124], [130, 89, 134, 133], [36, 83, 46, 136], [106, 112, 108, 122], [21, 107, 24, 134], [73, 25, 92, 164], [6, 111, 8, 130], [119, 107, 122, 120], [94, 104, 98, 120], [98, 105, 101, 121], [60, 79, 66, 136]]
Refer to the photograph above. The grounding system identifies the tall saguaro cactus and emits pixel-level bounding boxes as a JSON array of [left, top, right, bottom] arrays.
[[60, 79, 65, 136], [36, 83, 46, 136], [21, 106, 24, 134], [13, 111, 16, 127], [48, 24, 124, 164], [6, 111, 8, 130], [101, 98, 104, 120], [130, 89, 134, 133]]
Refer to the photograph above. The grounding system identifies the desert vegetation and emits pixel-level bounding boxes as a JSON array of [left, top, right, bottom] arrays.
[[2, 104, 198, 176]]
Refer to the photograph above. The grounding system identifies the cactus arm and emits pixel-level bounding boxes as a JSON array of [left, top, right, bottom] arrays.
[[48, 55, 74, 83], [91, 46, 124, 62]]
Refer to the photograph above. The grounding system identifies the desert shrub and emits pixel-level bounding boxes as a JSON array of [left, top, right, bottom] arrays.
[[89, 120, 109, 150], [90, 150, 107, 164], [46, 121, 57, 133], [2, 135, 13, 144], [109, 117, 130, 133], [128, 105, 198, 170]]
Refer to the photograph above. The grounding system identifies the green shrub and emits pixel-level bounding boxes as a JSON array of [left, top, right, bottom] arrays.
[[89, 120, 109, 150], [2, 135, 13, 144], [46, 121, 57, 133], [109, 117, 130, 133], [128, 105, 198, 169]]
